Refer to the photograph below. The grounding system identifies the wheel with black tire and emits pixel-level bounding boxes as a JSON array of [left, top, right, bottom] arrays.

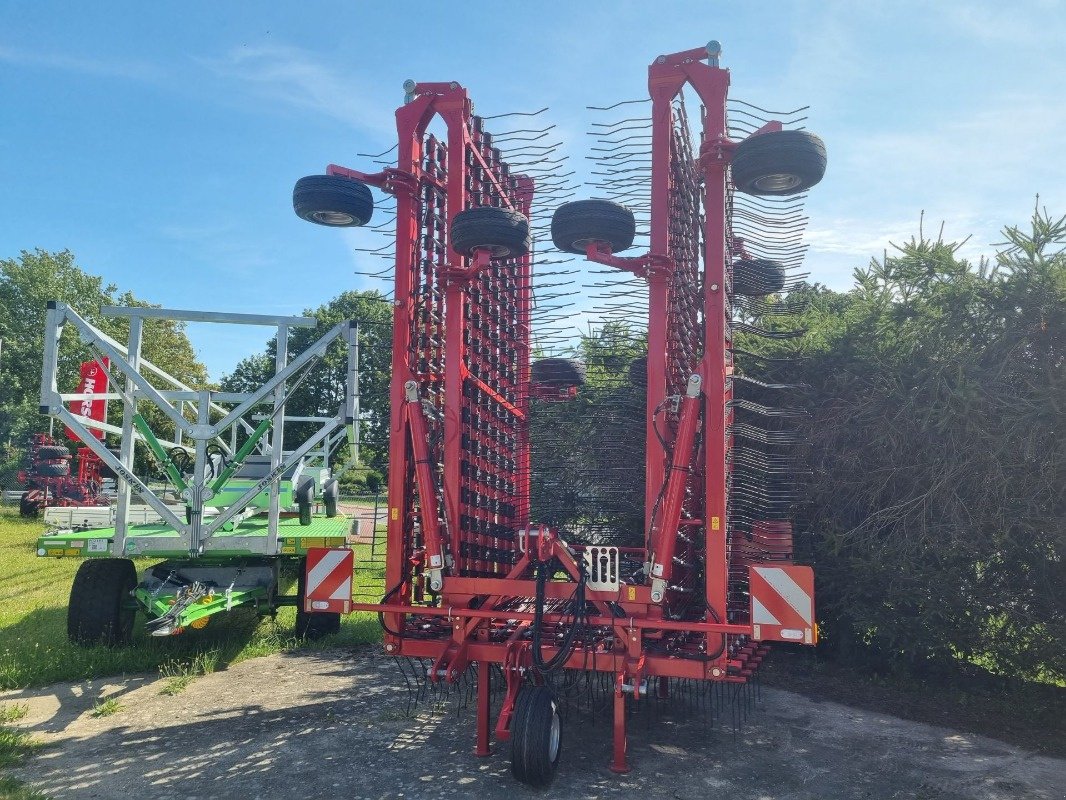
[[67, 558, 137, 647], [322, 479, 339, 518], [19, 492, 39, 518], [36, 462, 69, 477], [510, 686, 562, 787], [732, 258, 787, 296], [295, 561, 341, 639], [37, 446, 68, 460], [730, 130, 826, 196], [531, 358, 586, 389], [294, 476, 315, 526], [451, 206, 530, 258], [551, 199, 635, 254], [293, 175, 374, 227]]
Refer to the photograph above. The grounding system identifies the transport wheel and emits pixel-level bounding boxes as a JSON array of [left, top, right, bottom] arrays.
[[551, 199, 635, 254], [67, 558, 137, 647], [36, 462, 69, 477], [530, 358, 586, 389], [37, 445, 68, 459], [19, 492, 39, 518], [295, 561, 341, 639], [732, 258, 787, 296], [450, 206, 530, 258], [730, 130, 826, 196], [293, 174, 374, 227], [322, 479, 339, 518], [510, 686, 562, 787]]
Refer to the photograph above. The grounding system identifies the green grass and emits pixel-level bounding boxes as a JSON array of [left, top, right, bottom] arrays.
[[0, 704, 43, 799], [89, 697, 123, 718], [0, 507, 385, 691]]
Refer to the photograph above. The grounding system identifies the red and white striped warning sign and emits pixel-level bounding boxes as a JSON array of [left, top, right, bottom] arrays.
[[749, 564, 816, 644], [304, 547, 353, 614]]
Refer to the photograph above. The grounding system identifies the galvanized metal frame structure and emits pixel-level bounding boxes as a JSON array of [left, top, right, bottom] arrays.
[[39, 302, 359, 557]]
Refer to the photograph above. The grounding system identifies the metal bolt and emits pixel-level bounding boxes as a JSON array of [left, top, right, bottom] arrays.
[[711, 667, 722, 678], [711, 283, 720, 291], [385, 643, 395, 652]]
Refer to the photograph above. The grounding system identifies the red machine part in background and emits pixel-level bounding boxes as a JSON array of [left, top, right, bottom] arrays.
[[65, 359, 109, 441]]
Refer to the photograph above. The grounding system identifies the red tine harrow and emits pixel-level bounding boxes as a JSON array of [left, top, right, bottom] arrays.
[[294, 41, 827, 786]]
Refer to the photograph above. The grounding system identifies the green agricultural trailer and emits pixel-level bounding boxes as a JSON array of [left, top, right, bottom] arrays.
[[35, 303, 362, 643]]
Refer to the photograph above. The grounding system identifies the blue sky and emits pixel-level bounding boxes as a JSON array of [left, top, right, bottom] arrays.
[[2, 1, 1063, 379]]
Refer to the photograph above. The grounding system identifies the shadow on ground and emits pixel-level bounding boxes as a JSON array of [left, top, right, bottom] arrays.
[[5, 646, 1064, 800]]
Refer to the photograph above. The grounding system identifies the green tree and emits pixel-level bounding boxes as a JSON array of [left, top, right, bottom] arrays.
[[0, 249, 208, 483]]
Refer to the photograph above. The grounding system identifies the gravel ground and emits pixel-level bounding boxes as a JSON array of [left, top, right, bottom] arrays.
[[5, 646, 1064, 800]]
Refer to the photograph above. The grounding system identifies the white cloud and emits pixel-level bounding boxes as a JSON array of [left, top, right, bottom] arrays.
[[0, 43, 163, 81], [200, 43, 394, 137]]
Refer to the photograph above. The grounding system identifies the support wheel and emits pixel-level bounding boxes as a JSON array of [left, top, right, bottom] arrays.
[[295, 561, 341, 639], [730, 130, 826, 196], [36, 462, 69, 477], [551, 200, 635, 254], [732, 258, 786, 296], [510, 686, 562, 787], [37, 446, 68, 459], [295, 477, 315, 526], [293, 175, 374, 227], [67, 558, 137, 647], [450, 206, 530, 258], [19, 493, 39, 518], [531, 358, 586, 389]]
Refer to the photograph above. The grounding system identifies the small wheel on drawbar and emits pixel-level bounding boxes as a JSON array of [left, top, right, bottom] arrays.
[[510, 686, 562, 787], [450, 206, 530, 258], [551, 199, 635, 254], [730, 129, 826, 196], [530, 357, 586, 389], [293, 174, 374, 227]]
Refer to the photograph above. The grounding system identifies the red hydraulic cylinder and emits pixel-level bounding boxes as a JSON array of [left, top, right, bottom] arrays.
[[647, 373, 702, 602], [405, 380, 447, 592]]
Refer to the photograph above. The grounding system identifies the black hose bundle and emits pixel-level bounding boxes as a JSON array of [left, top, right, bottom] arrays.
[[531, 558, 588, 674]]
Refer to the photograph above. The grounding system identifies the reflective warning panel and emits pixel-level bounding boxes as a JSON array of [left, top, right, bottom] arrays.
[[304, 547, 353, 614], [749, 565, 816, 645]]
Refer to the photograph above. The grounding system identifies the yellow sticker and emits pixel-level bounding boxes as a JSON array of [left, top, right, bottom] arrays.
[[711, 516, 721, 531], [390, 507, 399, 521], [64, 548, 80, 556], [303, 537, 324, 549], [281, 546, 296, 554], [627, 586, 637, 601]]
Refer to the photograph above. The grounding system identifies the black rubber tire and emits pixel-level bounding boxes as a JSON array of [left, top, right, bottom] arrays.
[[19, 493, 39, 518], [298, 500, 312, 526], [294, 476, 315, 505], [510, 686, 561, 787], [295, 561, 342, 639], [36, 462, 69, 477], [293, 175, 374, 227], [732, 258, 787, 296], [67, 558, 137, 647], [530, 358, 586, 389], [731, 130, 826, 196], [451, 206, 530, 258], [551, 200, 635, 254], [37, 446, 68, 460], [322, 479, 339, 518]]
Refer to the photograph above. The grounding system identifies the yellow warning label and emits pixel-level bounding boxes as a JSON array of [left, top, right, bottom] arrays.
[[281, 546, 296, 554], [302, 537, 324, 549], [627, 586, 637, 601], [64, 548, 80, 557], [711, 516, 721, 531], [390, 507, 399, 521]]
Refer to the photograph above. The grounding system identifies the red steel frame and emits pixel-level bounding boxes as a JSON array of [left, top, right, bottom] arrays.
[[338, 47, 816, 776]]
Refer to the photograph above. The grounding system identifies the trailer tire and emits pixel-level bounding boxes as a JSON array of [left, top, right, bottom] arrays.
[[19, 493, 39, 518], [37, 446, 68, 460], [322, 479, 339, 518], [293, 174, 374, 227], [510, 686, 561, 787], [67, 558, 137, 647], [295, 562, 341, 640], [530, 357, 586, 389], [451, 206, 530, 258], [731, 129, 826, 196], [36, 462, 70, 477], [732, 258, 787, 296], [551, 199, 635, 254]]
